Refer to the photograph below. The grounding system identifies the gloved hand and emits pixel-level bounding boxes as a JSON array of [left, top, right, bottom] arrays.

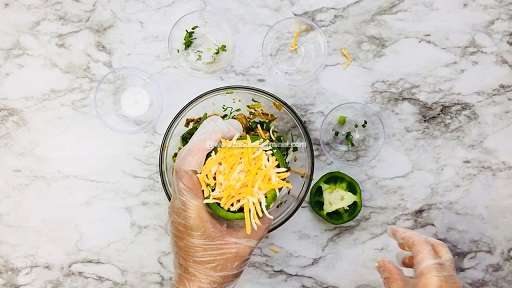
[[377, 227, 461, 288], [170, 116, 272, 288]]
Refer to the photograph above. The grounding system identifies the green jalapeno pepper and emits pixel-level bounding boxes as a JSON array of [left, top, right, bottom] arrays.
[[309, 171, 362, 225], [208, 189, 278, 220], [206, 134, 282, 220]]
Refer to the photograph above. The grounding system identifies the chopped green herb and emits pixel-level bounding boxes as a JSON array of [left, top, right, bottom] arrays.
[[345, 131, 354, 147], [337, 115, 347, 126], [362, 120, 368, 128], [251, 97, 260, 103], [183, 25, 199, 50], [221, 105, 241, 119], [354, 123, 358, 128], [225, 89, 234, 94], [334, 131, 340, 137], [194, 50, 203, 61], [248, 120, 271, 131], [214, 44, 227, 55]]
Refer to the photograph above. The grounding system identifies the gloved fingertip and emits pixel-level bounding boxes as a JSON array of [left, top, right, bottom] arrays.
[[224, 118, 243, 133], [376, 259, 406, 288], [387, 226, 399, 238]]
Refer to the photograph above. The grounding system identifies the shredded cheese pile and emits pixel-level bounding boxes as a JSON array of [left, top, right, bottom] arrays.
[[340, 48, 352, 69], [197, 137, 292, 234], [289, 31, 301, 52]]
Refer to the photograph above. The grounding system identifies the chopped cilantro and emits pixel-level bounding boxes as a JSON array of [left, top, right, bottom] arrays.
[[345, 131, 354, 147], [334, 131, 340, 137], [183, 25, 199, 50], [221, 105, 241, 119], [194, 50, 203, 61], [214, 44, 227, 55], [362, 120, 368, 128]]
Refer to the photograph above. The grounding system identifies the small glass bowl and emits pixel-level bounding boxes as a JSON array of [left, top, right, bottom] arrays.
[[94, 67, 162, 133], [262, 16, 327, 84], [168, 10, 234, 74], [159, 86, 315, 232], [320, 102, 385, 166]]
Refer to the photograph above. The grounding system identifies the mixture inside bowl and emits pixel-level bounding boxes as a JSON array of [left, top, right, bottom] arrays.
[[174, 99, 297, 234], [160, 86, 314, 233]]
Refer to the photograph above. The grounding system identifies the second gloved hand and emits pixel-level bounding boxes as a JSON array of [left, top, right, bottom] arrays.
[[377, 227, 461, 288]]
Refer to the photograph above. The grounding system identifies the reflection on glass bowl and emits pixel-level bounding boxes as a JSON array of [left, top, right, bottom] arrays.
[[159, 86, 314, 232]]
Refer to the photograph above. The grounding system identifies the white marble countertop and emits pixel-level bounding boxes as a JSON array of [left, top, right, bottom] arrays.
[[1, 0, 512, 287]]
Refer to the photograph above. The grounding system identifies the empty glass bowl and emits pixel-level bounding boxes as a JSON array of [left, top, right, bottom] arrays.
[[159, 86, 314, 232], [168, 10, 234, 74], [262, 16, 327, 84], [320, 102, 385, 166], [94, 67, 162, 133]]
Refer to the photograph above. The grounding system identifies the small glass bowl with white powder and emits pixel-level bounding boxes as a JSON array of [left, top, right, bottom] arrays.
[[94, 67, 162, 133]]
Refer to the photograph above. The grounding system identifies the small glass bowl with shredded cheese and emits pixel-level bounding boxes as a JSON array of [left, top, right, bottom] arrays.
[[160, 86, 314, 233], [262, 17, 327, 84], [320, 102, 385, 166]]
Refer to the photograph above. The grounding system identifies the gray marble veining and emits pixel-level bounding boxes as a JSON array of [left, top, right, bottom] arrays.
[[1, 0, 511, 287]]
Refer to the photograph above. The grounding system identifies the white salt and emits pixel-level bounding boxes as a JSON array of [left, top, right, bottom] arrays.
[[120, 86, 150, 117]]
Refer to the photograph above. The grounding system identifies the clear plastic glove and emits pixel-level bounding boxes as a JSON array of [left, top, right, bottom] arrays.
[[377, 227, 461, 288], [170, 116, 272, 288]]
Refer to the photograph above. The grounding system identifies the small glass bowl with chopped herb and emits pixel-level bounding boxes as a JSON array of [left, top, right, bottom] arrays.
[[262, 16, 327, 84], [320, 102, 385, 166], [168, 10, 234, 74]]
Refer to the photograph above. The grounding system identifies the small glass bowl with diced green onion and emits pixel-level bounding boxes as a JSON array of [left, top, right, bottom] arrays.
[[320, 102, 385, 166], [168, 10, 234, 75]]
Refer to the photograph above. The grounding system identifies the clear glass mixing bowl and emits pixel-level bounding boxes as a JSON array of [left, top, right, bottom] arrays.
[[159, 86, 314, 232]]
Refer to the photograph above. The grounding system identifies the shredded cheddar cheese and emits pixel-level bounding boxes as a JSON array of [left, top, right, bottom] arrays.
[[290, 31, 301, 52], [197, 137, 292, 234], [340, 48, 352, 69], [269, 245, 281, 254]]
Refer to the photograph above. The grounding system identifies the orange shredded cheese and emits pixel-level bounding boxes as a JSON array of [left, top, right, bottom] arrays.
[[290, 31, 301, 52], [197, 137, 292, 234], [340, 48, 352, 69]]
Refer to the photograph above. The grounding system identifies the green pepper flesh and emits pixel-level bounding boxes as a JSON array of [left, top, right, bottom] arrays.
[[309, 171, 362, 225]]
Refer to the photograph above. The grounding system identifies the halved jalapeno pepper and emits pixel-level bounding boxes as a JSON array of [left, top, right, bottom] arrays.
[[206, 134, 282, 220], [309, 171, 362, 225], [208, 189, 278, 220]]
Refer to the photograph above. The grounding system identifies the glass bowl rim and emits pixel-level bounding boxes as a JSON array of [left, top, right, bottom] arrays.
[[94, 67, 162, 134], [320, 101, 386, 166], [159, 85, 315, 232], [261, 16, 328, 83]]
